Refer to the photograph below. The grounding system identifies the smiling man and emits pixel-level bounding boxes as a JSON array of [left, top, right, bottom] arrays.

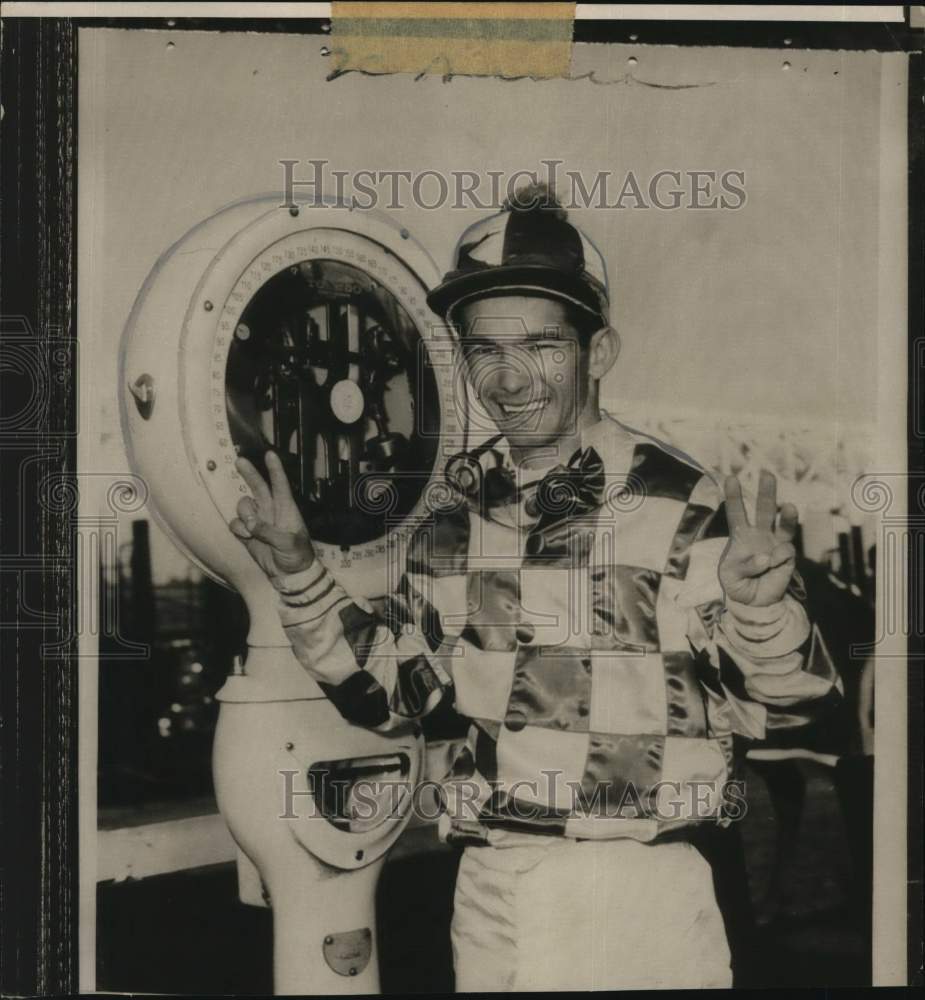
[[230, 185, 841, 991], [456, 295, 608, 468]]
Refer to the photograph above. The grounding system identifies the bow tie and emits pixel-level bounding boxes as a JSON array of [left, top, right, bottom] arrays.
[[522, 447, 605, 560], [445, 444, 605, 523], [523, 446, 606, 521]]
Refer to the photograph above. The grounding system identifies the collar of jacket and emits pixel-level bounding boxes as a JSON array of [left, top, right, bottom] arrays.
[[451, 412, 638, 520]]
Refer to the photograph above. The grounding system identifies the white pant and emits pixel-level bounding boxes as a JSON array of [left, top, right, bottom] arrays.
[[451, 836, 732, 991]]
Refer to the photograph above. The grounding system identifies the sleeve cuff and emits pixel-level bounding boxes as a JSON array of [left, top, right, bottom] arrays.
[[724, 597, 791, 626], [721, 594, 811, 653], [272, 561, 325, 595], [275, 562, 350, 628]]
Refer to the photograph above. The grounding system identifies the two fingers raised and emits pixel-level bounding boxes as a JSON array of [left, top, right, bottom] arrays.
[[723, 471, 797, 539]]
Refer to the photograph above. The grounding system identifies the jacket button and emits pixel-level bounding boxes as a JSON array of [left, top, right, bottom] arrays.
[[504, 709, 528, 732]]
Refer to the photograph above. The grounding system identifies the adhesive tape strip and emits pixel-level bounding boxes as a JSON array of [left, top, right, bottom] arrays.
[[329, 2, 576, 80]]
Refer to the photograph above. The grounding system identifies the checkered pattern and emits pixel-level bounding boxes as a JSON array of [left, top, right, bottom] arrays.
[[276, 417, 840, 843]]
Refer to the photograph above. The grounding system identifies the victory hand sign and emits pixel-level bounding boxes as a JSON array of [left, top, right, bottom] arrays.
[[229, 451, 315, 578], [718, 469, 798, 607]]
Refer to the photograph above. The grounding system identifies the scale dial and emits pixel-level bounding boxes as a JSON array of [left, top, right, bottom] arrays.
[[123, 200, 460, 608], [198, 228, 456, 577]]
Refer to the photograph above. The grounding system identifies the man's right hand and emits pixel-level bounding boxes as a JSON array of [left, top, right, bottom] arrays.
[[229, 451, 316, 578]]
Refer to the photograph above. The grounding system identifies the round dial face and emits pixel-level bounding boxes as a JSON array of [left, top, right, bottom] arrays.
[[329, 379, 366, 425], [208, 229, 449, 571]]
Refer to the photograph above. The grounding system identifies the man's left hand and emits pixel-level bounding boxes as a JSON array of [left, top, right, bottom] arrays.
[[718, 469, 798, 607]]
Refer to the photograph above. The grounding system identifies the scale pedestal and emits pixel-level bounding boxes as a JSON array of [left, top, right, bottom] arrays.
[[214, 648, 423, 994]]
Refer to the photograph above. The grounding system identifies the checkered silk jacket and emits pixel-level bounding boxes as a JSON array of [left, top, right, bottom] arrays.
[[274, 416, 841, 844]]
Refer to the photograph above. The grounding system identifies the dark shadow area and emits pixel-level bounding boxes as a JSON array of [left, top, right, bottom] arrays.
[[97, 847, 460, 995], [96, 865, 274, 996]]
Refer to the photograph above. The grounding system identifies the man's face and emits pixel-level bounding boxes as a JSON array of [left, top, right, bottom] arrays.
[[456, 295, 591, 450]]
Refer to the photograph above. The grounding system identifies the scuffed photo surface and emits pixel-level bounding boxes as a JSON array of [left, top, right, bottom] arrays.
[[2, 8, 916, 996]]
